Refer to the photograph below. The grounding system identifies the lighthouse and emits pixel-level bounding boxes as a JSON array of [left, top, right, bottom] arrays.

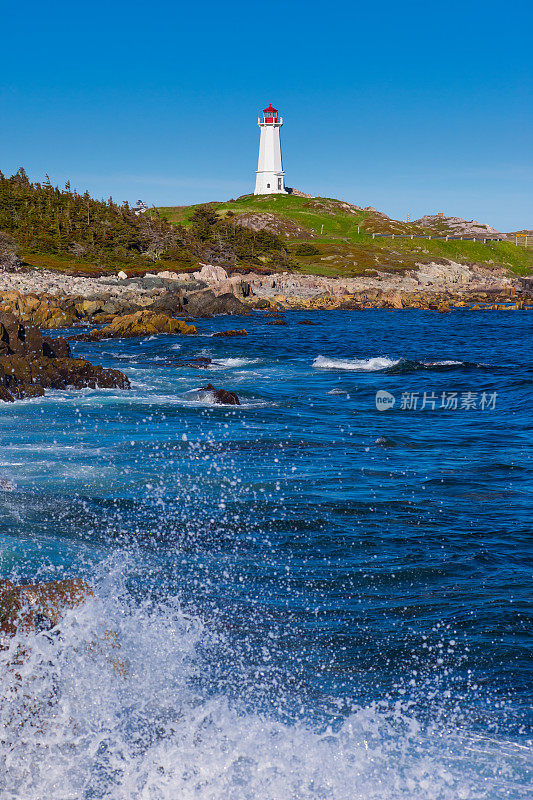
[[254, 104, 286, 195]]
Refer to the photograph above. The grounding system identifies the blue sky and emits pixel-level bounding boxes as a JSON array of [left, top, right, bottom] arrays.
[[1, 0, 531, 229]]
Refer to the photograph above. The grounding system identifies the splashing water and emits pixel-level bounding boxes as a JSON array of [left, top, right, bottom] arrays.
[[1, 311, 531, 798], [1, 559, 529, 800]]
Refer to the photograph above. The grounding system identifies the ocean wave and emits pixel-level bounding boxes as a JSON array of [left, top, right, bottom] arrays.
[[313, 356, 399, 371], [314, 356, 484, 374], [211, 357, 261, 369], [0, 559, 528, 800], [387, 358, 487, 374]]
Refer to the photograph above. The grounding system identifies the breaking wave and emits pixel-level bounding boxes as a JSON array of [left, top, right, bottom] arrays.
[[211, 357, 261, 369], [1, 559, 529, 800], [313, 356, 399, 371], [313, 356, 485, 373]]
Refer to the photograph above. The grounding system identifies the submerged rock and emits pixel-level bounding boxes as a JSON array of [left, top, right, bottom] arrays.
[[211, 329, 248, 337], [199, 383, 240, 405], [173, 356, 212, 369]]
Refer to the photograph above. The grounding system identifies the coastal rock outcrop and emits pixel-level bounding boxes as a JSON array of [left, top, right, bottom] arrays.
[[0, 312, 129, 402], [414, 215, 504, 239], [193, 264, 229, 283], [94, 310, 195, 339], [0, 290, 78, 329], [0, 311, 67, 357], [0, 356, 130, 401], [0, 259, 525, 318], [69, 310, 196, 341], [183, 290, 250, 317]]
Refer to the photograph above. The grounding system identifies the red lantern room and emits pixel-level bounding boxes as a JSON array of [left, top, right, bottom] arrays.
[[262, 104, 279, 124]]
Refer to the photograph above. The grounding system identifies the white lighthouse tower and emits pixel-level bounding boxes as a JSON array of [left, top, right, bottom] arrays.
[[254, 104, 286, 195]]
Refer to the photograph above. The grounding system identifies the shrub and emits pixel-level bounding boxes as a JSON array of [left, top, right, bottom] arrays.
[[295, 243, 319, 257]]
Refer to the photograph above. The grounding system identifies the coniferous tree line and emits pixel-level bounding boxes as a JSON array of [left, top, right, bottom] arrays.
[[0, 168, 291, 272]]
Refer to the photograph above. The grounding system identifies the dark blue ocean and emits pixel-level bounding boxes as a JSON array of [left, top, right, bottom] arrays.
[[1, 310, 531, 799]]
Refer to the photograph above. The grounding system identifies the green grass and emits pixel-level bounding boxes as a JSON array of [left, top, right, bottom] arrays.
[[158, 194, 533, 277]]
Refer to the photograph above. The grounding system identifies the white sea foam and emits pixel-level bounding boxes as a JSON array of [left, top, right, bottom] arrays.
[[211, 357, 261, 369], [424, 360, 463, 367], [313, 355, 399, 371], [0, 558, 527, 800]]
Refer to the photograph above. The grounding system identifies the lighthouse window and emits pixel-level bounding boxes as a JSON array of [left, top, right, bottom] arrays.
[[266, 183, 270, 188]]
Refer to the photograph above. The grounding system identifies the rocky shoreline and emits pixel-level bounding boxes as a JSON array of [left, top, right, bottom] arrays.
[[0, 260, 531, 330], [0, 311, 129, 402]]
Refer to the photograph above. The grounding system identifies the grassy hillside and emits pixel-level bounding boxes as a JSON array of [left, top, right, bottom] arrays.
[[158, 194, 533, 277], [2, 168, 530, 279]]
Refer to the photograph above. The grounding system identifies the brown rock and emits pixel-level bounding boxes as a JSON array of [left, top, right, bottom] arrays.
[[75, 299, 102, 317], [39, 310, 77, 329], [211, 329, 248, 337], [200, 383, 240, 405], [90, 313, 116, 325], [183, 290, 249, 318], [83, 310, 196, 340], [0, 312, 25, 355], [0, 385, 14, 402], [0, 291, 80, 329], [386, 292, 403, 309], [0, 356, 130, 399], [0, 311, 72, 358], [0, 314, 130, 402], [1, 578, 93, 637], [42, 336, 71, 359]]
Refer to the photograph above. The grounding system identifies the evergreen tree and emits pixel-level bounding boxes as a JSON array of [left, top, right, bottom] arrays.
[[0, 169, 288, 272]]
